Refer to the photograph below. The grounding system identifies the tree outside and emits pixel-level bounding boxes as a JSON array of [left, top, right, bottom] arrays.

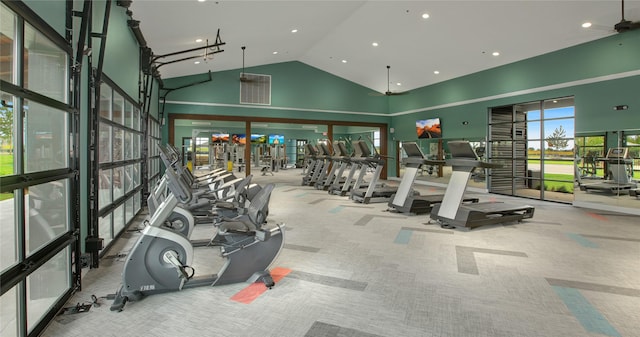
[[546, 125, 569, 151]]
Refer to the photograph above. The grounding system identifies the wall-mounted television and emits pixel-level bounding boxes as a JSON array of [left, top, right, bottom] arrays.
[[416, 118, 442, 139], [231, 133, 246, 145], [211, 133, 230, 143], [250, 134, 266, 144], [268, 134, 284, 145]]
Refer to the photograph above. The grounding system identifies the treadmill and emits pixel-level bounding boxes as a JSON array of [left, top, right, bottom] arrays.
[[350, 141, 395, 204], [430, 141, 535, 230], [578, 147, 637, 194], [329, 140, 365, 196], [387, 142, 478, 214]]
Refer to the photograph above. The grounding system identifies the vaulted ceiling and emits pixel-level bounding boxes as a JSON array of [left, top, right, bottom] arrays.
[[128, 0, 640, 94]]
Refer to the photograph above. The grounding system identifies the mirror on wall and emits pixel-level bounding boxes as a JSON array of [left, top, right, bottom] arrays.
[[397, 138, 487, 190], [573, 129, 640, 211]]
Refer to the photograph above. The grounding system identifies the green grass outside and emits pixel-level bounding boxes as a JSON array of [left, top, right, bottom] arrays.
[[541, 173, 574, 193], [527, 159, 574, 165], [1, 153, 14, 201]]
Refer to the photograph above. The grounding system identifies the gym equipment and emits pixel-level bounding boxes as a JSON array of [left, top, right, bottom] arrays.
[[315, 141, 348, 190], [430, 141, 534, 230], [329, 140, 366, 196], [110, 150, 284, 311], [350, 141, 395, 204], [301, 144, 320, 186], [387, 142, 478, 214], [578, 147, 636, 193]]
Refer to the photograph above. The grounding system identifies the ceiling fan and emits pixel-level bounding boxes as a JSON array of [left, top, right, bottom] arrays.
[[370, 65, 409, 96], [239, 46, 266, 83], [613, 0, 640, 33]]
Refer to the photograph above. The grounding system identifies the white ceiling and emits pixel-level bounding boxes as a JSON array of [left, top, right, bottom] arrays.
[[128, 0, 640, 94]]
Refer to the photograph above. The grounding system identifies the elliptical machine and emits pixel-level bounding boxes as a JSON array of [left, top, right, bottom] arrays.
[[110, 150, 285, 311]]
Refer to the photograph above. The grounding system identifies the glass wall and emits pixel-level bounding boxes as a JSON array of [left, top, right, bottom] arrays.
[[489, 97, 575, 203], [147, 116, 161, 192], [0, 3, 77, 336], [97, 79, 143, 250]]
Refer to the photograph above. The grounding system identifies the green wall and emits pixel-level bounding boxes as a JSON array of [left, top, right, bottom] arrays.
[[162, 61, 391, 138], [389, 30, 640, 146]]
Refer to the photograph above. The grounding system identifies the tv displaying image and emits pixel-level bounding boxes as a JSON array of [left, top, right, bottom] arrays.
[[416, 118, 442, 139], [231, 133, 246, 145], [211, 133, 230, 143], [268, 134, 284, 145], [250, 134, 266, 144]]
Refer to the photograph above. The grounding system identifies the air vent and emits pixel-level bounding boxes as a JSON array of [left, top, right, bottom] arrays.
[[240, 73, 271, 105]]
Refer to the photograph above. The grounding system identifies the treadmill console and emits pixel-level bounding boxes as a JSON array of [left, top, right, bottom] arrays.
[[337, 142, 349, 156], [402, 142, 425, 158], [606, 147, 629, 159], [448, 141, 478, 159], [319, 143, 332, 156]]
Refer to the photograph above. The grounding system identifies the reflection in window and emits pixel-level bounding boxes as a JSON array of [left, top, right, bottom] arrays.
[[1, 92, 16, 176], [25, 179, 69, 255], [98, 169, 112, 210], [26, 247, 70, 334], [99, 82, 111, 119], [124, 100, 132, 129], [113, 204, 124, 234], [113, 128, 123, 161], [1, 3, 16, 84], [0, 188, 17, 273], [24, 23, 67, 103], [113, 92, 124, 125], [98, 213, 112, 248], [113, 166, 124, 200], [23, 100, 68, 173], [0, 285, 18, 337], [99, 122, 111, 163]]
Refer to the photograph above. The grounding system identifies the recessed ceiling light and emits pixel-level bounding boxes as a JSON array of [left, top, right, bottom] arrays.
[[291, 29, 298, 33], [272, 51, 278, 55], [372, 42, 379, 47], [434, 70, 440, 74], [421, 13, 430, 19], [341, 60, 347, 63], [396, 82, 402, 86], [194, 61, 200, 64], [197, 0, 206, 2], [195, 38, 203, 43], [492, 51, 500, 56], [582, 22, 592, 28]]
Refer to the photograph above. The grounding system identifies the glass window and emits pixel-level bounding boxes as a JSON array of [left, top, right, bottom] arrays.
[[1, 188, 17, 272], [113, 166, 124, 200], [132, 134, 140, 159], [23, 100, 68, 173], [24, 23, 67, 103], [113, 128, 123, 161], [124, 131, 132, 160], [1, 92, 16, 176], [0, 285, 18, 337], [543, 118, 574, 151], [1, 3, 16, 84], [99, 83, 111, 119], [113, 92, 124, 125], [25, 179, 69, 255], [99, 122, 111, 163], [26, 247, 70, 334], [124, 100, 132, 129], [98, 169, 112, 210], [126, 197, 134, 223], [98, 213, 112, 248], [123, 164, 132, 193], [133, 108, 139, 131], [113, 204, 124, 234]]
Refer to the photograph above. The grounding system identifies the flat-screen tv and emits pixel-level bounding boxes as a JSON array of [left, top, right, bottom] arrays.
[[211, 133, 230, 143], [268, 134, 284, 145], [231, 133, 246, 145], [416, 118, 442, 139], [250, 134, 266, 144]]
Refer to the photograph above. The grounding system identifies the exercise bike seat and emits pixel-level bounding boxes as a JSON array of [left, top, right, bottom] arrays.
[[218, 183, 274, 233]]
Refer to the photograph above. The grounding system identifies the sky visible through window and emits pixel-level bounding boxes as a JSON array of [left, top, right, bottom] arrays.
[[527, 106, 575, 150]]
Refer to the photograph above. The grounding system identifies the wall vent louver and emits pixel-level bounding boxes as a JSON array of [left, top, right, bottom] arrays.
[[240, 73, 271, 105]]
